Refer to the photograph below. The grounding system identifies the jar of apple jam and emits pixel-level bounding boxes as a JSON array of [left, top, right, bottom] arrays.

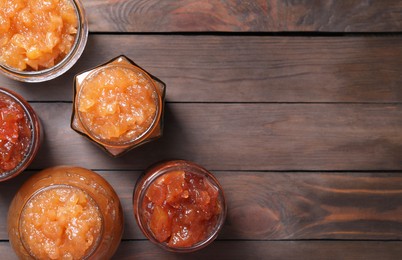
[[0, 0, 88, 82], [71, 55, 166, 157], [133, 160, 227, 252], [8, 166, 124, 259], [0, 87, 40, 182]]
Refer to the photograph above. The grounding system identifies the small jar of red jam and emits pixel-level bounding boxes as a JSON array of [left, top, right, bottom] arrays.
[[8, 166, 124, 259], [133, 160, 227, 252], [71, 55, 166, 157], [0, 0, 88, 82], [0, 87, 40, 182]]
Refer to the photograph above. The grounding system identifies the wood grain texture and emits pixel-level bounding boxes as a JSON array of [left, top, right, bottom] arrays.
[[0, 243, 17, 260], [83, 0, 402, 32], [0, 1, 400, 259], [25, 103, 402, 171], [1, 240, 402, 260], [112, 241, 402, 260], [1, 35, 401, 103], [220, 172, 402, 240], [2, 171, 402, 241]]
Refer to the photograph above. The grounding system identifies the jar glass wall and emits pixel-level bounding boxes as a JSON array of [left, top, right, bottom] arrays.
[[0, 87, 41, 182], [133, 160, 227, 253], [8, 166, 124, 259], [71, 55, 166, 157], [0, 0, 88, 82]]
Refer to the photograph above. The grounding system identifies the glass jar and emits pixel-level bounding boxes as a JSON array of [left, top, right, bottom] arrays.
[[71, 55, 166, 157], [0, 0, 88, 82], [8, 166, 124, 259], [0, 87, 41, 182], [133, 160, 227, 253]]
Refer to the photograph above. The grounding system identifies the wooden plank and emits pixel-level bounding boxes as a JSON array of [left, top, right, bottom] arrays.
[[1, 35, 402, 103], [112, 241, 402, 260], [219, 171, 402, 240], [0, 243, 17, 260], [26, 102, 402, 171], [83, 0, 402, 32], [2, 171, 402, 241], [1, 240, 402, 260]]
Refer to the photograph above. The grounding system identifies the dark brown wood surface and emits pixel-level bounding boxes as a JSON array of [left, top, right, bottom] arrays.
[[1, 0, 402, 259], [1, 36, 402, 103], [84, 0, 402, 32], [13, 102, 402, 171], [2, 241, 402, 260]]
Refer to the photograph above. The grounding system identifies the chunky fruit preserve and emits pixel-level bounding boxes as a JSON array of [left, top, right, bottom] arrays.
[[78, 65, 157, 144], [0, 92, 31, 174], [9, 166, 123, 259], [142, 170, 222, 248], [0, 0, 78, 71], [20, 186, 102, 259]]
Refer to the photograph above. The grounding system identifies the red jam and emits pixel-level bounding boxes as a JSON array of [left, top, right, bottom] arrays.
[[142, 170, 222, 248], [0, 93, 31, 173]]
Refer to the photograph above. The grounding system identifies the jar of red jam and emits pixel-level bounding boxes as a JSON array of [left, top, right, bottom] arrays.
[[0, 87, 40, 181], [71, 55, 166, 157], [0, 0, 88, 82], [8, 166, 124, 259], [133, 160, 227, 252]]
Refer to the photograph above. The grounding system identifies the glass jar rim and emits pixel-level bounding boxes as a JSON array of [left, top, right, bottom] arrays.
[[76, 63, 162, 147], [18, 184, 104, 260], [0, 88, 40, 181], [0, 0, 88, 82], [134, 160, 227, 252]]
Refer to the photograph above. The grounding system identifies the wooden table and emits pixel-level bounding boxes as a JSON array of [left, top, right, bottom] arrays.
[[1, 1, 402, 259]]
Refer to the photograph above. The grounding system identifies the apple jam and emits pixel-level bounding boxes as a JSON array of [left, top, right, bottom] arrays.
[[8, 166, 123, 259], [0, 0, 78, 71], [20, 186, 102, 260], [142, 170, 222, 248], [0, 92, 31, 174], [77, 65, 158, 144]]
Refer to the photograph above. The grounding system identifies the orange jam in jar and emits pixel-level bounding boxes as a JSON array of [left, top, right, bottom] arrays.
[[0, 92, 32, 174], [134, 160, 227, 252], [78, 65, 158, 144], [72, 55, 166, 157], [0, 0, 78, 71], [20, 186, 102, 259], [8, 166, 124, 259]]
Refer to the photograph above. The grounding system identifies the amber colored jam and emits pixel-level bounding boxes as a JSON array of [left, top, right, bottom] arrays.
[[20, 186, 102, 260], [142, 170, 222, 248], [0, 0, 78, 71], [0, 93, 31, 174], [78, 65, 157, 144]]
